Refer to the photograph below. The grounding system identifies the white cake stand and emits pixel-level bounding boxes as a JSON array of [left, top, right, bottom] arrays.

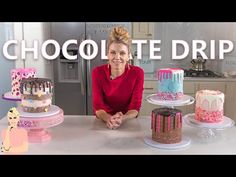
[[144, 135, 191, 150], [144, 94, 195, 150], [2, 91, 21, 101], [183, 113, 235, 141]]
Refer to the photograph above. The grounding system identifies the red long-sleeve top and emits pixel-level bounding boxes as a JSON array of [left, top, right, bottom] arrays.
[[92, 64, 144, 115]]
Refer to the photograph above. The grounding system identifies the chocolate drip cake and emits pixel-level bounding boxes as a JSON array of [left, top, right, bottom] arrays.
[[151, 107, 182, 144], [20, 78, 53, 113]]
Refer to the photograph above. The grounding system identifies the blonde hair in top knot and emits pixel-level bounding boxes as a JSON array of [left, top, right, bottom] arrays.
[[108, 26, 131, 53]]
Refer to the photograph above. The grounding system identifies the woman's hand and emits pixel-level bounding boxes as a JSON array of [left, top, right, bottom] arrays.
[[106, 112, 123, 129]]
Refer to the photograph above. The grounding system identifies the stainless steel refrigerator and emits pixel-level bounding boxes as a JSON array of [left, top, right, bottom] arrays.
[[51, 22, 132, 115]]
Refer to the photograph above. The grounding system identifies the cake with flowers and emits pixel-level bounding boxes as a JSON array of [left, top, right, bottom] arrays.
[[195, 90, 224, 123], [151, 107, 182, 144], [20, 78, 53, 113], [11, 68, 36, 97], [156, 68, 184, 100]]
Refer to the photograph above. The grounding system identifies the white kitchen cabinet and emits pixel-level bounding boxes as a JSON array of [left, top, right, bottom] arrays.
[[132, 23, 154, 39], [224, 82, 236, 121], [140, 93, 160, 117], [197, 82, 226, 93], [13, 23, 53, 80]]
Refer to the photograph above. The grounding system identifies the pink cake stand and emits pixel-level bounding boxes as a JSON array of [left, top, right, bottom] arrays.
[[2, 91, 21, 101], [17, 106, 64, 143]]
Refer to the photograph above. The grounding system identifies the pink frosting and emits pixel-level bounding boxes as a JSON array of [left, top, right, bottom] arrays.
[[156, 68, 183, 81], [151, 112, 182, 132], [156, 92, 183, 100], [195, 107, 223, 123], [11, 68, 36, 76], [11, 68, 36, 96]]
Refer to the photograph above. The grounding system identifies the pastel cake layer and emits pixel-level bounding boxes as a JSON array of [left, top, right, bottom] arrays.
[[20, 78, 53, 113], [156, 68, 184, 100], [195, 90, 224, 123], [151, 107, 182, 144]]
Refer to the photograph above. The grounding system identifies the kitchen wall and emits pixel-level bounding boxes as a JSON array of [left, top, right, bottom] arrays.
[[0, 23, 16, 118], [138, 22, 236, 74]]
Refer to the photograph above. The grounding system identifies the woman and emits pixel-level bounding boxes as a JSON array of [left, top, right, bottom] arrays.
[[92, 26, 144, 129], [1, 107, 28, 153]]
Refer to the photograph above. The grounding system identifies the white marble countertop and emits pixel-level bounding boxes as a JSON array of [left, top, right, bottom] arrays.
[[1, 115, 236, 155]]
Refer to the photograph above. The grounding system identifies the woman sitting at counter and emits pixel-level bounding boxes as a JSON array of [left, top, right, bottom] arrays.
[[92, 26, 144, 130]]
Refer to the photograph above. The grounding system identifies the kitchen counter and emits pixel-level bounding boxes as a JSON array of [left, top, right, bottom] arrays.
[[1, 115, 236, 155]]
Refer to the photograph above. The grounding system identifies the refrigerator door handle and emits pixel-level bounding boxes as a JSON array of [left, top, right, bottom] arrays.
[[86, 34, 92, 96], [80, 34, 86, 95]]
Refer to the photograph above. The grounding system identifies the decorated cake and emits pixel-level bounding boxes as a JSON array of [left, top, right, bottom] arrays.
[[20, 78, 53, 113], [195, 90, 224, 123], [156, 68, 184, 100], [151, 107, 182, 144], [11, 68, 36, 97]]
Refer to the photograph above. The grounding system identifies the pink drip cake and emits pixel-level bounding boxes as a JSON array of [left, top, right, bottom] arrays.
[[151, 107, 182, 144], [195, 90, 225, 123], [11, 68, 36, 96], [156, 68, 184, 100]]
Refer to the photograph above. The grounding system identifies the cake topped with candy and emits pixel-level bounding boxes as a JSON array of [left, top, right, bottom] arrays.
[[20, 78, 53, 113], [11, 68, 36, 97], [156, 68, 184, 100], [195, 90, 224, 123]]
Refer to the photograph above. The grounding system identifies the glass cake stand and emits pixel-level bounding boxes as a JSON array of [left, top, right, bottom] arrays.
[[2, 91, 21, 101], [143, 94, 195, 150], [146, 94, 195, 108], [17, 105, 64, 143], [183, 113, 235, 141]]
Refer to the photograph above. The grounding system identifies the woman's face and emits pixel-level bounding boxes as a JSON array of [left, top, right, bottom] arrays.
[[108, 42, 129, 71], [7, 108, 20, 127]]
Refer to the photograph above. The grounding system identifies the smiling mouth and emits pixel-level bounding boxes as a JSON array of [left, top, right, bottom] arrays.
[[112, 60, 123, 65]]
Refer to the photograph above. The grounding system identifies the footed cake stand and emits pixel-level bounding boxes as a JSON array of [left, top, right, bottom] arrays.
[[2, 91, 21, 101], [183, 113, 235, 141], [144, 94, 195, 150], [17, 105, 64, 143]]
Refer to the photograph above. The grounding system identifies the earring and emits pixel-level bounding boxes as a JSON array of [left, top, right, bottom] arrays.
[[107, 61, 110, 69]]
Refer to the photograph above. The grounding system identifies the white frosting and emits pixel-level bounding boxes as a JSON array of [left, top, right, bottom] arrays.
[[196, 90, 224, 111], [21, 99, 51, 108], [22, 87, 51, 95], [158, 68, 184, 82]]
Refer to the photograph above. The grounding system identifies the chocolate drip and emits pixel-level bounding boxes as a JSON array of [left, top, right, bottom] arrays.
[[43, 83, 45, 92], [152, 107, 182, 132], [30, 83, 33, 94], [162, 116, 165, 132], [20, 78, 52, 95], [34, 82, 37, 92], [49, 83, 52, 93]]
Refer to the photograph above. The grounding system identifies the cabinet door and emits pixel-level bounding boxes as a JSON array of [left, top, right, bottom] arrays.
[[132, 23, 154, 39], [224, 82, 236, 121], [139, 93, 160, 116], [197, 82, 226, 93], [143, 81, 157, 94], [177, 94, 195, 115]]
